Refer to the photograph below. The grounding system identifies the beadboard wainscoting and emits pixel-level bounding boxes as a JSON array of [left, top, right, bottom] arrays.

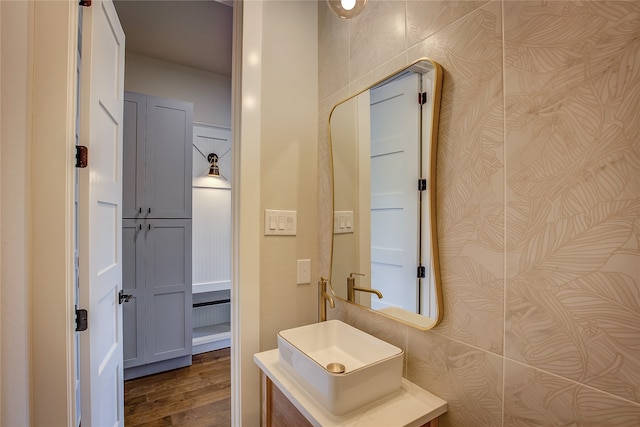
[[192, 124, 232, 354]]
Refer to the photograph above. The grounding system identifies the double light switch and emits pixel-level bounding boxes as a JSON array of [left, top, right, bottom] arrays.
[[334, 211, 354, 234]]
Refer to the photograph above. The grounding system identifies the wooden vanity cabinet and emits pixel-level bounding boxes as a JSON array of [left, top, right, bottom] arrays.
[[261, 374, 439, 427], [262, 375, 312, 427]]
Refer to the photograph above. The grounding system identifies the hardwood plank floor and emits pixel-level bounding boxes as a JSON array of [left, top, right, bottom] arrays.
[[124, 348, 231, 427]]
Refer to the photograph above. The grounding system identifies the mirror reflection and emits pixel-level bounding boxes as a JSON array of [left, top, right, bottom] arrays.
[[329, 59, 444, 329]]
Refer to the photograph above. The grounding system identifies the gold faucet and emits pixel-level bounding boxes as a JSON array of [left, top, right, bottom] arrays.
[[347, 272, 383, 302], [318, 277, 335, 322]]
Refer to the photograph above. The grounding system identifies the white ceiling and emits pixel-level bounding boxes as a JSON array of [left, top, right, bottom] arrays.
[[113, 0, 233, 77]]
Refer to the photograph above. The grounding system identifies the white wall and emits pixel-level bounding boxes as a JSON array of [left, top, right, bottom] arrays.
[[124, 52, 231, 127]]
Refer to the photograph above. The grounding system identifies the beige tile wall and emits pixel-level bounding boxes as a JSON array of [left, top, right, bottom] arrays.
[[318, 1, 640, 425]]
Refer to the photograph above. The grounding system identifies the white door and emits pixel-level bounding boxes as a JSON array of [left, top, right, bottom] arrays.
[[369, 73, 421, 312], [78, 1, 126, 425]]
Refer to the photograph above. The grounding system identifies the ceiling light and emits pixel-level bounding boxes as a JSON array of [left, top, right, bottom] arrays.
[[327, 0, 367, 19]]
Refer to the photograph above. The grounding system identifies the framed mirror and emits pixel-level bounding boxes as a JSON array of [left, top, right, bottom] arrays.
[[329, 59, 444, 329]]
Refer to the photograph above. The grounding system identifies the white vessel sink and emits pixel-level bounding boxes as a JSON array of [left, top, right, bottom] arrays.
[[277, 319, 403, 415]]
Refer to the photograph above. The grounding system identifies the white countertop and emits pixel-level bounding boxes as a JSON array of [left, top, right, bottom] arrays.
[[254, 349, 447, 427]]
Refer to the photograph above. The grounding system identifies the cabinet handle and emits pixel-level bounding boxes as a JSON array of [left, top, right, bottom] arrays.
[[138, 207, 142, 214], [148, 223, 151, 230], [138, 224, 142, 231], [148, 208, 151, 214], [119, 290, 134, 304]]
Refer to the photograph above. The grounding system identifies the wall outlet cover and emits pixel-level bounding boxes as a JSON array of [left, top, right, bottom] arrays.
[[297, 259, 311, 285]]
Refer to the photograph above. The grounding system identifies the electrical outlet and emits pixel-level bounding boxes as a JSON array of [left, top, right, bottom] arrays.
[[297, 259, 311, 285]]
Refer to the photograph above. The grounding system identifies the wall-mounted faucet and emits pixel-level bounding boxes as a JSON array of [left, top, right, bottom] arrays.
[[318, 277, 335, 322], [347, 272, 383, 302]]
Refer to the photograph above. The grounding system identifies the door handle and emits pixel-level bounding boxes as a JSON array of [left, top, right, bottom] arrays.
[[119, 290, 134, 304]]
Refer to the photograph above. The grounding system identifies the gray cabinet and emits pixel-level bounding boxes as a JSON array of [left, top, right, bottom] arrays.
[[122, 92, 193, 379], [123, 219, 192, 369], [145, 219, 192, 363], [123, 220, 144, 368], [123, 92, 193, 219]]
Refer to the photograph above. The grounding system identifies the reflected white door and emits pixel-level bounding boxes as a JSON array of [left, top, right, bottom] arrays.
[[78, 1, 126, 425], [369, 73, 421, 312]]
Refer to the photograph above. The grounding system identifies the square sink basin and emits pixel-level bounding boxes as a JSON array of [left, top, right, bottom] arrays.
[[277, 319, 403, 415]]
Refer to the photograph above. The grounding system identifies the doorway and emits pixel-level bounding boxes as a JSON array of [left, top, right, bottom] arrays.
[[112, 0, 234, 418]]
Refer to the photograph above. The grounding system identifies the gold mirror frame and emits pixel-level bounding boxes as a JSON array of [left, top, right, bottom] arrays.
[[328, 58, 444, 330]]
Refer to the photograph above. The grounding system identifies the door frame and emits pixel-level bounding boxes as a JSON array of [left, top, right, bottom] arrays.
[[31, 2, 80, 425], [30, 1, 261, 425], [231, 1, 262, 424]]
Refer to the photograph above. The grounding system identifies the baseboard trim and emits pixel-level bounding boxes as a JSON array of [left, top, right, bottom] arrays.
[[124, 355, 192, 380]]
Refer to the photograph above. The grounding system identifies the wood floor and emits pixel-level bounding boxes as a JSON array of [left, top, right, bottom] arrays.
[[124, 348, 231, 427]]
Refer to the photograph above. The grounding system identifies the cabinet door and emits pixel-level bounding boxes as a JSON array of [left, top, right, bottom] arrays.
[[122, 93, 146, 219], [263, 375, 312, 427], [122, 219, 145, 368], [145, 219, 193, 363], [145, 97, 193, 219]]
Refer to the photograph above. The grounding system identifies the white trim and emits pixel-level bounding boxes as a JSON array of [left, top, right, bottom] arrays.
[[192, 178, 231, 189], [193, 122, 232, 131], [193, 280, 232, 294], [231, 1, 263, 425], [30, 2, 78, 425]]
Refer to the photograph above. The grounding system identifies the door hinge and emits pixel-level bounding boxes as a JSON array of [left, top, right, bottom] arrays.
[[418, 92, 427, 105], [418, 179, 427, 191], [79, 0, 92, 6], [417, 265, 426, 279], [75, 308, 88, 332], [75, 145, 88, 168]]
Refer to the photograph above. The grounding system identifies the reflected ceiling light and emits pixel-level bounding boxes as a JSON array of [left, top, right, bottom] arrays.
[[207, 153, 220, 177], [327, 0, 367, 19]]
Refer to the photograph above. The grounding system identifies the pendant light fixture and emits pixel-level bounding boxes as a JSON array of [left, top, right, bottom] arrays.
[[327, 0, 367, 19]]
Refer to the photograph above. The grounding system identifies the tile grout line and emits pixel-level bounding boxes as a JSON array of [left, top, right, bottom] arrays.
[[427, 327, 502, 357], [422, 325, 640, 412], [506, 357, 640, 409]]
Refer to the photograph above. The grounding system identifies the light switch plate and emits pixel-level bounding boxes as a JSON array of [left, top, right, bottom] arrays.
[[264, 209, 297, 235], [333, 211, 354, 234]]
